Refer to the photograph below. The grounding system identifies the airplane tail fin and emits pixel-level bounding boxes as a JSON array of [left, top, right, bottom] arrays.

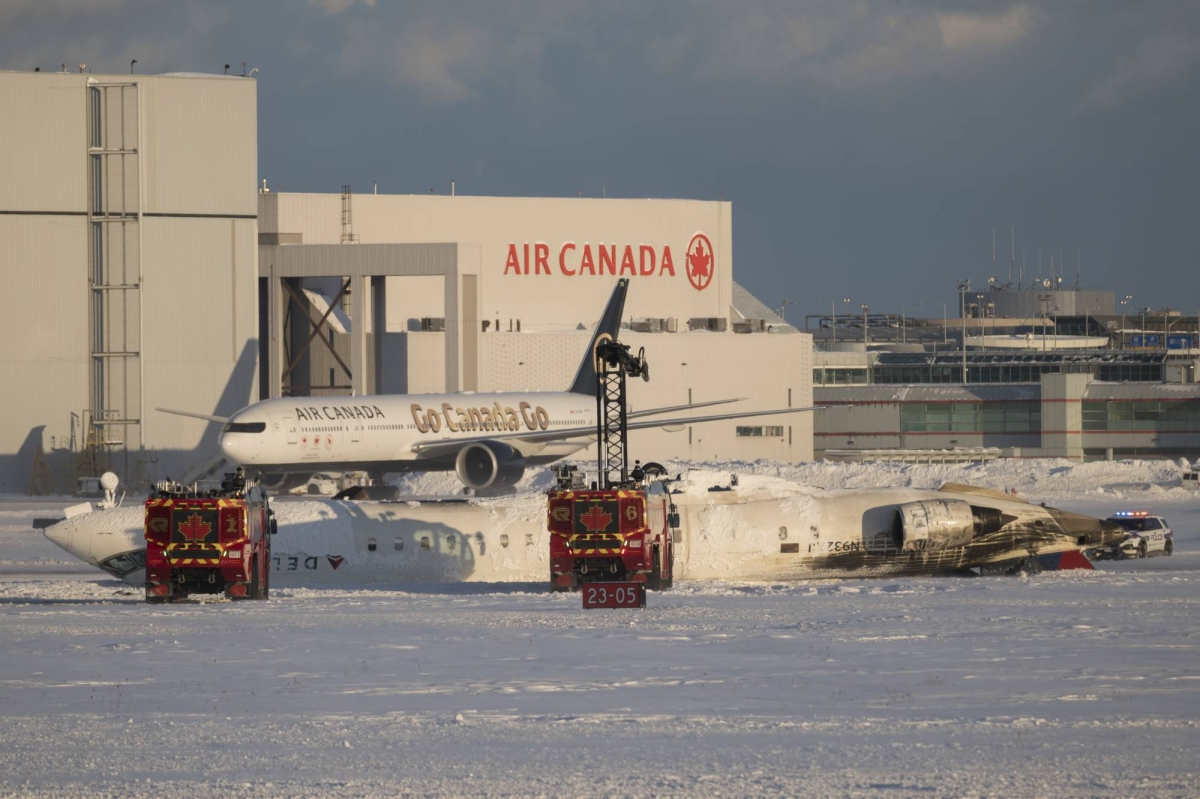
[[567, 278, 629, 396]]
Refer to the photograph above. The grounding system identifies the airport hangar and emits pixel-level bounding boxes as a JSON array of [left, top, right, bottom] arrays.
[[0, 69, 811, 493]]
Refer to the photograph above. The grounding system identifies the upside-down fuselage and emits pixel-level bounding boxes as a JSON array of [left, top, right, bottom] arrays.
[[43, 482, 1126, 586]]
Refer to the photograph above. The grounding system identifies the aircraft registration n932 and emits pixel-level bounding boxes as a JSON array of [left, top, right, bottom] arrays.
[[159, 279, 821, 492]]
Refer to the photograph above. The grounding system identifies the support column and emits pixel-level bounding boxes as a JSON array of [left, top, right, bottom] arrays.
[[443, 268, 460, 393], [350, 273, 367, 396], [268, 270, 283, 398], [371, 276, 386, 395]]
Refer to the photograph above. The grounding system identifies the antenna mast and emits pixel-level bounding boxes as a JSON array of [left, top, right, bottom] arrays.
[[992, 226, 996, 283], [1010, 227, 1015, 288]]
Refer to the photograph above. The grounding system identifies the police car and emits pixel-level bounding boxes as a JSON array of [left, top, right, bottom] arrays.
[[1091, 511, 1175, 560]]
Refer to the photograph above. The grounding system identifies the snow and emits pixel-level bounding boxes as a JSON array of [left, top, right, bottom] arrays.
[[2, 460, 1200, 796]]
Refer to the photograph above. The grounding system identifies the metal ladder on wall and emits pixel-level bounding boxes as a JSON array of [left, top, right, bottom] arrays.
[[87, 81, 143, 472]]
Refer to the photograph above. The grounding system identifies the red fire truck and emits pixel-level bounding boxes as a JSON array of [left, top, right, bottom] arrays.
[[548, 479, 675, 592], [547, 332, 677, 596], [144, 469, 276, 603]]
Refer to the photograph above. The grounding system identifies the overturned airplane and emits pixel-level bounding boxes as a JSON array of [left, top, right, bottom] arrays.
[[41, 475, 1126, 587]]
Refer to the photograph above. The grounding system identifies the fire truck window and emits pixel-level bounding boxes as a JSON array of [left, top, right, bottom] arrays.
[[367, 537, 377, 552], [500, 534, 509, 548], [420, 536, 431, 550], [394, 538, 403, 551]]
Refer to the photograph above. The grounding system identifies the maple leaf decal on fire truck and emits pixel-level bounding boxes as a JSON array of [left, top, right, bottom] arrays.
[[178, 513, 213, 542], [579, 504, 614, 533], [686, 233, 714, 291]]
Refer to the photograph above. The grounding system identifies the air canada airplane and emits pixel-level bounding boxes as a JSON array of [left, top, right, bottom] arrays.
[[162, 279, 820, 492], [41, 478, 1127, 587]]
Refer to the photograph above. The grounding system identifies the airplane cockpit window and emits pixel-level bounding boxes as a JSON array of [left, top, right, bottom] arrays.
[[222, 421, 267, 434], [98, 550, 146, 578]]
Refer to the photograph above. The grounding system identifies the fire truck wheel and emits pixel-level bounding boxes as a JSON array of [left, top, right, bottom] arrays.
[[247, 553, 261, 600], [262, 549, 270, 599], [646, 546, 662, 591]]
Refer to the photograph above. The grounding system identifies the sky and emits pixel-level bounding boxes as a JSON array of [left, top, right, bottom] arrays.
[[4, 1, 1199, 321]]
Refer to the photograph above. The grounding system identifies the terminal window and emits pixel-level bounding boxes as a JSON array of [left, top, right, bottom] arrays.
[[736, 426, 785, 437], [1083, 400, 1200, 432], [900, 402, 1040, 433]]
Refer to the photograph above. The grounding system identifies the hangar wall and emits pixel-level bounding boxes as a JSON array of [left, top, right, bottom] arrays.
[[0, 71, 258, 492], [260, 192, 733, 330], [479, 331, 812, 462], [261, 191, 813, 462]]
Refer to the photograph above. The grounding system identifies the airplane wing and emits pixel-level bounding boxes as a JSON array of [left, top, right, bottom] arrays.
[[156, 407, 231, 424], [409, 405, 826, 458], [627, 397, 745, 419]]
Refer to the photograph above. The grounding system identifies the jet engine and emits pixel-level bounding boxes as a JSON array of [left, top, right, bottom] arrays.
[[455, 442, 526, 490], [894, 499, 976, 552]]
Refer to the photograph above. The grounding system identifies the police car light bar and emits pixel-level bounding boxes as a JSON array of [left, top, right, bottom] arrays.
[[1113, 511, 1150, 517]]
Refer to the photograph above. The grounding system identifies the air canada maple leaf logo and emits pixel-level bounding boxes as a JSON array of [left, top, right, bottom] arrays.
[[686, 233, 714, 292], [178, 513, 212, 542], [580, 504, 613, 532]]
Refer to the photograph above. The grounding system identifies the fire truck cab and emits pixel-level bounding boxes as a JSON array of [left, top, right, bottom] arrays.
[[144, 470, 275, 602], [548, 474, 676, 592]]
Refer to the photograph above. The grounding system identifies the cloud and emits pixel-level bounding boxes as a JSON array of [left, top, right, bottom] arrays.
[[939, 5, 1031, 54], [1078, 31, 1200, 113], [657, 3, 1035, 90], [0, 2, 231, 76], [0, 0, 129, 26], [334, 16, 493, 102], [308, 0, 376, 16], [390, 19, 493, 102]]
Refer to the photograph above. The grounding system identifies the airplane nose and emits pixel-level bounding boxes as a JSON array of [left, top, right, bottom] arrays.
[[43, 522, 70, 550], [218, 432, 243, 464]]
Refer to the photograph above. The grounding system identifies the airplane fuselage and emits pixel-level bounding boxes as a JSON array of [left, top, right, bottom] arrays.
[[219, 391, 598, 474], [44, 483, 1128, 586]]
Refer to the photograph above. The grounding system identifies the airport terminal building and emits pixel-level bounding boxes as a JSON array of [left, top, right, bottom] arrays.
[[0, 69, 811, 492]]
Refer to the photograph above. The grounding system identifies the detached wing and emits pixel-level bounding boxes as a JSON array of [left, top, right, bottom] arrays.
[[410, 405, 825, 458]]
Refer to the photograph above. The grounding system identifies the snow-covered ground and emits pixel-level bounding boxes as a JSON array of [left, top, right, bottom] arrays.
[[2, 459, 1199, 796]]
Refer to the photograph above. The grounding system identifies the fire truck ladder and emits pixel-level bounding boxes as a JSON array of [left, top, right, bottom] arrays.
[[594, 339, 649, 489]]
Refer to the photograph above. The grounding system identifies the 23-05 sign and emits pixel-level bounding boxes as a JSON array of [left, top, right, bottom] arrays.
[[582, 582, 645, 609]]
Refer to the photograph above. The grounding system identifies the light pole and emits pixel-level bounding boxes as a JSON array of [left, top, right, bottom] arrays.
[[975, 293, 985, 348], [818, 296, 850, 344], [776, 299, 791, 324], [1120, 294, 1132, 348], [914, 299, 949, 346], [861, 304, 870, 345], [1038, 294, 1052, 352], [957, 280, 970, 383]]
